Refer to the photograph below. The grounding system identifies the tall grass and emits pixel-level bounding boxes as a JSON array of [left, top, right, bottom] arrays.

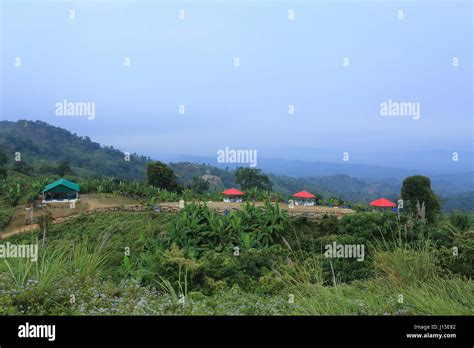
[[276, 236, 325, 286], [0, 237, 111, 292], [2, 257, 34, 288], [1, 243, 67, 291], [68, 239, 111, 282], [155, 266, 188, 303], [283, 276, 474, 315], [277, 236, 473, 315], [372, 240, 439, 286]]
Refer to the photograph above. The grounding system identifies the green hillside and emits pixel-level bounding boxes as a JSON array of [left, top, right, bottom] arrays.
[[0, 120, 472, 209], [0, 122, 473, 316], [1, 203, 472, 315], [0, 120, 344, 200], [442, 191, 474, 213], [0, 120, 149, 180]]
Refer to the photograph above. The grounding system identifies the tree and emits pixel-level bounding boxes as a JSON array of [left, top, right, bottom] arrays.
[[57, 160, 72, 177], [0, 148, 7, 179], [0, 148, 7, 167], [187, 176, 209, 194], [401, 175, 441, 222], [14, 160, 32, 174], [235, 167, 272, 191], [38, 162, 56, 175], [147, 161, 181, 192]]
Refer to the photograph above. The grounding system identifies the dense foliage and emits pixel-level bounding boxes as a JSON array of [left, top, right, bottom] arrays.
[[235, 167, 272, 191], [147, 161, 182, 192], [401, 175, 441, 222], [0, 120, 472, 209], [1, 193, 472, 315], [0, 120, 149, 180], [0, 122, 472, 315]]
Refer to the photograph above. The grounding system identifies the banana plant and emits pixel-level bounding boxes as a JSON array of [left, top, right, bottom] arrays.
[[257, 225, 275, 247], [7, 183, 21, 207], [229, 215, 243, 235], [261, 190, 271, 202], [239, 232, 259, 250], [246, 187, 259, 202]]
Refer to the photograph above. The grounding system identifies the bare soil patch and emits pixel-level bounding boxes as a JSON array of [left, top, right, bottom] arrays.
[[1, 193, 140, 239]]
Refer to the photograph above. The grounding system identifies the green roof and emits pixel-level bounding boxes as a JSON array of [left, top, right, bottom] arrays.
[[42, 179, 80, 193]]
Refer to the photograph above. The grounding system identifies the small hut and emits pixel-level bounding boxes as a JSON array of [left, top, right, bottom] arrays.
[[42, 178, 80, 203], [369, 198, 396, 209], [292, 191, 316, 206], [222, 188, 245, 203]]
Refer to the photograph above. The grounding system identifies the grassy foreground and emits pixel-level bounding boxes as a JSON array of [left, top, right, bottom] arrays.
[[0, 208, 473, 315]]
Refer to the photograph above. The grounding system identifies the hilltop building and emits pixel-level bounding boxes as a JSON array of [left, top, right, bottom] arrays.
[[42, 178, 80, 203], [222, 188, 245, 203], [292, 191, 316, 206]]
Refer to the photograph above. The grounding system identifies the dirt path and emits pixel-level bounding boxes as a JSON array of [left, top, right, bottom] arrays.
[[0, 193, 142, 240], [157, 201, 355, 217], [1, 224, 39, 239], [1, 204, 146, 240], [1, 198, 355, 240]]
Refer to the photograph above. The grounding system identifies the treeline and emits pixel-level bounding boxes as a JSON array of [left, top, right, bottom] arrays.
[[0, 119, 472, 210], [1, 186, 472, 315], [0, 120, 149, 180]]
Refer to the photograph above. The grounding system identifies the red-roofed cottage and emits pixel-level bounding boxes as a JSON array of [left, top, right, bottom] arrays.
[[292, 191, 316, 206], [222, 188, 245, 203]]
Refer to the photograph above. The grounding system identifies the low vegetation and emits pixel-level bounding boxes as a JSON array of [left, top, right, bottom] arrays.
[[0, 200, 472, 315], [0, 140, 472, 315]]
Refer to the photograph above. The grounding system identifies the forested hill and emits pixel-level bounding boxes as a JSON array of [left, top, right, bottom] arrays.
[[1, 120, 472, 209], [0, 120, 149, 180], [0, 120, 388, 201]]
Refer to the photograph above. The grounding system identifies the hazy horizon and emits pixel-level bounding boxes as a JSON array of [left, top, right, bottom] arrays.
[[1, 0, 472, 173]]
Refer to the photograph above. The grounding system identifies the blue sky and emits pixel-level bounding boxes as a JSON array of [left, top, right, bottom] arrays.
[[1, 0, 472, 168]]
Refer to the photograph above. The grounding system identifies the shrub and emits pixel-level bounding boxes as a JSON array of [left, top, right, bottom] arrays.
[[439, 229, 474, 278], [401, 175, 441, 223], [325, 233, 374, 283], [373, 242, 439, 286], [0, 207, 13, 231], [449, 212, 470, 232]]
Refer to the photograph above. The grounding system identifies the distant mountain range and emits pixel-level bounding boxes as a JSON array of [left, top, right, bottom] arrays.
[[158, 153, 473, 182], [0, 120, 472, 211], [244, 147, 474, 174], [161, 154, 474, 197]]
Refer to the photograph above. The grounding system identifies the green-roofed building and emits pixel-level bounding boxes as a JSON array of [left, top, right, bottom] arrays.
[[42, 178, 80, 202]]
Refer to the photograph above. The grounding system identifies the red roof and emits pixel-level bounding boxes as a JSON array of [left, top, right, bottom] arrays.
[[222, 188, 245, 196], [370, 198, 396, 207], [293, 191, 316, 198]]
